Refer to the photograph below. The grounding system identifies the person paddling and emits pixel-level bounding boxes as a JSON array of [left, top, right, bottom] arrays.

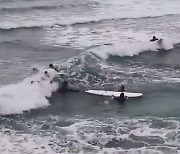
[[150, 36, 163, 46], [150, 36, 159, 42]]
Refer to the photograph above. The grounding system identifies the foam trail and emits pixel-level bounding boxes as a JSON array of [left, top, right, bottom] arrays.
[[0, 68, 59, 115]]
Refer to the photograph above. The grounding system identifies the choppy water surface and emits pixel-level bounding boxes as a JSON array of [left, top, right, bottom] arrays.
[[0, 0, 180, 153]]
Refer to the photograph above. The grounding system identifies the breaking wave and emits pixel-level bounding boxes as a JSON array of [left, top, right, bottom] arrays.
[[0, 68, 59, 115]]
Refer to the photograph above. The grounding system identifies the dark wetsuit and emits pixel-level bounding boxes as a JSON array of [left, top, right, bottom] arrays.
[[114, 93, 127, 103], [150, 36, 159, 42], [113, 85, 127, 103]]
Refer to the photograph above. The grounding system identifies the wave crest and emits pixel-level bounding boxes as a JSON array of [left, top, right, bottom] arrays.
[[0, 68, 59, 115], [0, 14, 178, 30], [89, 38, 174, 59]]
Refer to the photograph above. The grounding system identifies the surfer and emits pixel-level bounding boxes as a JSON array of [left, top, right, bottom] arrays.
[[114, 93, 127, 103], [150, 36, 163, 46], [113, 85, 127, 103], [49, 64, 59, 72], [113, 92, 128, 103], [150, 36, 159, 42]]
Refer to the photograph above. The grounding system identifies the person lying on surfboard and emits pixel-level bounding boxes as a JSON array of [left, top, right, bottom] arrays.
[[150, 36, 163, 45], [150, 36, 159, 42]]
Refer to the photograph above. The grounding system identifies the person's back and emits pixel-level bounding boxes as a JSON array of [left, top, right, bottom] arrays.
[[114, 92, 127, 103], [49, 64, 59, 72]]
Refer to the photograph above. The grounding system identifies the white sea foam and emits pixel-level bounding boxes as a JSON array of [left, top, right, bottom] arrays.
[[0, 129, 57, 154], [0, 68, 59, 115], [0, 117, 179, 154], [87, 31, 174, 59], [44, 24, 175, 58]]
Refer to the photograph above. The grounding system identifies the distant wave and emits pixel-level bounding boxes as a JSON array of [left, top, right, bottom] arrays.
[[0, 25, 43, 31], [0, 14, 178, 31], [0, 2, 100, 12], [0, 5, 65, 12]]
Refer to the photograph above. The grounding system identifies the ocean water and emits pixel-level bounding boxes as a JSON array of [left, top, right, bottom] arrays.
[[0, 0, 180, 153]]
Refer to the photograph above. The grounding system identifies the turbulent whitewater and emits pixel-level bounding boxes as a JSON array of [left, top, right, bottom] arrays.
[[0, 69, 59, 115]]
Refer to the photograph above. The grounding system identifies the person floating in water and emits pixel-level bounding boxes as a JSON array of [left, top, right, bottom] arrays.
[[113, 85, 127, 103], [49, 64, 59, 72], [115, 92, 127, 103]]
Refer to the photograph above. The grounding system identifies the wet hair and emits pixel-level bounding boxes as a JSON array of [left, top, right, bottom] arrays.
[[49, 64, 53, 68], [44, 71, 48, 74], [33, 68, 37, 71]]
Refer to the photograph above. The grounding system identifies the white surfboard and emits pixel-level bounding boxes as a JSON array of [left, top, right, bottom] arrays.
[[85, 90, 143, 98]]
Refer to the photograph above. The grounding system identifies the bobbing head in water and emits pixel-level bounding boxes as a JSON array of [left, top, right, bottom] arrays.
[[44, 71, 50, 77], [49, 64, 54, 68], [119, 85, 125, 92]]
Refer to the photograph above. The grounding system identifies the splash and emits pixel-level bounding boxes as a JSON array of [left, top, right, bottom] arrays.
[[0, 68, 59, 115]]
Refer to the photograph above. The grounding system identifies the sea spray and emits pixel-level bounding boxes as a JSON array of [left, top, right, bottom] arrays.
[[0, 68, 59, 115]]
